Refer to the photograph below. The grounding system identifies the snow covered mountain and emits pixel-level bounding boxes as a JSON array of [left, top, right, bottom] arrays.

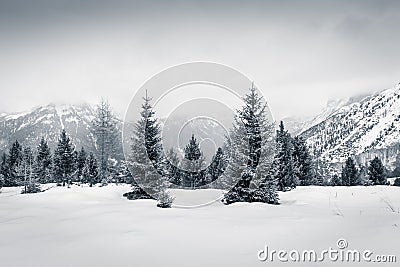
[[0, 103, 97, 154], [160, 115, 228, 164], [300, 83, 400, 167], [283, 93, 370, 136]]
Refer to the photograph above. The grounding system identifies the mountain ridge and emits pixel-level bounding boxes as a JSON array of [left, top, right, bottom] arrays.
[[299, 82, 400, 168]]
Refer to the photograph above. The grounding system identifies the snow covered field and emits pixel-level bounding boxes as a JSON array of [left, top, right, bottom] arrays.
[[1, 185, 399, 267]]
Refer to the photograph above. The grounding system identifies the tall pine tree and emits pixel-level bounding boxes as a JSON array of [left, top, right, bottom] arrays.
[[126, 92, 167, 199], [36, 137, 52, 184], [6, 140, 23, 186], [341, 157, 358, 186], [272, 121, 298, 191], [223, 84, 278, 204], [21, 146, 40, 194], [83, 152, 98, 186], [206, 147, 226, 187], [165, 147, 182, 186], [92, 99, 119, 184], [368, 156, 386, 185], [293, 136, 313, 185], [76, 147, 87, 183], [0, 153, 8, 186], [182, 134, 206, 188], [53, 129, 75, 186]]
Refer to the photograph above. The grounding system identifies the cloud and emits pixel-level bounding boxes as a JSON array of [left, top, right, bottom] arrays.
[[0, 0, 399, 120]]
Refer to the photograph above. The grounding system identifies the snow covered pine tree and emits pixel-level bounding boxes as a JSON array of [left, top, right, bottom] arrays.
[[125, 92, 173, 207], [272, 121, 298, 191], [341, 157, 358, 186], [5, 140, 23, 186], [182, 134, 206, 189], [21, 146, 40, 194], [292, 136, 313, 186], [222, 84, 278, 204], [36, 137, 52, 184], [83, 152, 99, 187], [53, 129, 75, 187], [92, 99, 119, 185], [368, 156, 387, 185]]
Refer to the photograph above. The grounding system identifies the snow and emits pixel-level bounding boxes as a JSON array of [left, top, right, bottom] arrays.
[[55, 106, 65, 129], [0, 185, 399, 266], [304, 83, 400, 164], [3, 111, 30, 121]]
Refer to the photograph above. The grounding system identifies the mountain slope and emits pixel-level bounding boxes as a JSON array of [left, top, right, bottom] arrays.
[[300, 83, 400, 166], [0, 103, 97, 154]]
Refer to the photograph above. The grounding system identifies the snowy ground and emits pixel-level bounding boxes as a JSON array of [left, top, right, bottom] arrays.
[[0, 185, 399, 267]]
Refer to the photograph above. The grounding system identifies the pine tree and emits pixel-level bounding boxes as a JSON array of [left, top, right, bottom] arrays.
[[126, 92, 167, 200], [330, 174, 342, 186], [83, 152, 98, 186], [0, 173, 4, 189], [273, 121, 298, 191], [368, 156, 387, 185], [184, 134, 202, 161], [21, 147, 40, 194], [92, 99, 119, 184], [293, 136, 313, 185], [6, 140, 23, 186], [76, 147, 87, 183], [341, 157, 358, 186], [0, 153, 8, 186], [165, 147, 182, 186], [182, 134, 206, 188], [53, 129, 75, 186], [222, 115, 249, 191], [222, 84, 278, 204], [206, 147, 226, 187], [36, 137, 52, 184]]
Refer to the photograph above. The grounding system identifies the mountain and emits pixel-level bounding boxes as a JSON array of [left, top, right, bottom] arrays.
[[300, 83, 400, 168], [283, 93, 371, 136], [0, 103, 97, 154], [0, 103, 223, 163], [160, 115, 228, 164]]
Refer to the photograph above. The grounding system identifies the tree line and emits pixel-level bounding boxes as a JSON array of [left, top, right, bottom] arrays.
[[0, 99, 122, 193], [125, 86, 317, 206]]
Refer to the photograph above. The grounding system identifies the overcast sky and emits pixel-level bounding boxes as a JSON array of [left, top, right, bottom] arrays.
[[1, 0, 400, 120]]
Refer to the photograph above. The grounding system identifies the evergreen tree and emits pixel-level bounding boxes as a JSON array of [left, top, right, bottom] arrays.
[[184, 134, 202, 161], [341, 157, 358, 186], [368, 156, 387, 185], [165, 147, 181, 186], [83, 152, 98, 186], [222, 114, 249, 191], [272, 121, 298, 191], [36, 137, 52, 184], [182, 134, 206, 188], [357, 165, 368, 185], [21, 147, 40, 194], [330, 174, 342, 186], [53, 129, 75, 186], [0, 173, 4, 189], [126, 92, 167, 200], [223, 85, 278, 204], [293, 136, 313, 185], [206, 147, 226, 187], [6, 140, 23, 186], [117, 160, 134, 184], [0, 153, 8, 186], [92, 99, 119, 184], [76, 147, 87, 183]]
